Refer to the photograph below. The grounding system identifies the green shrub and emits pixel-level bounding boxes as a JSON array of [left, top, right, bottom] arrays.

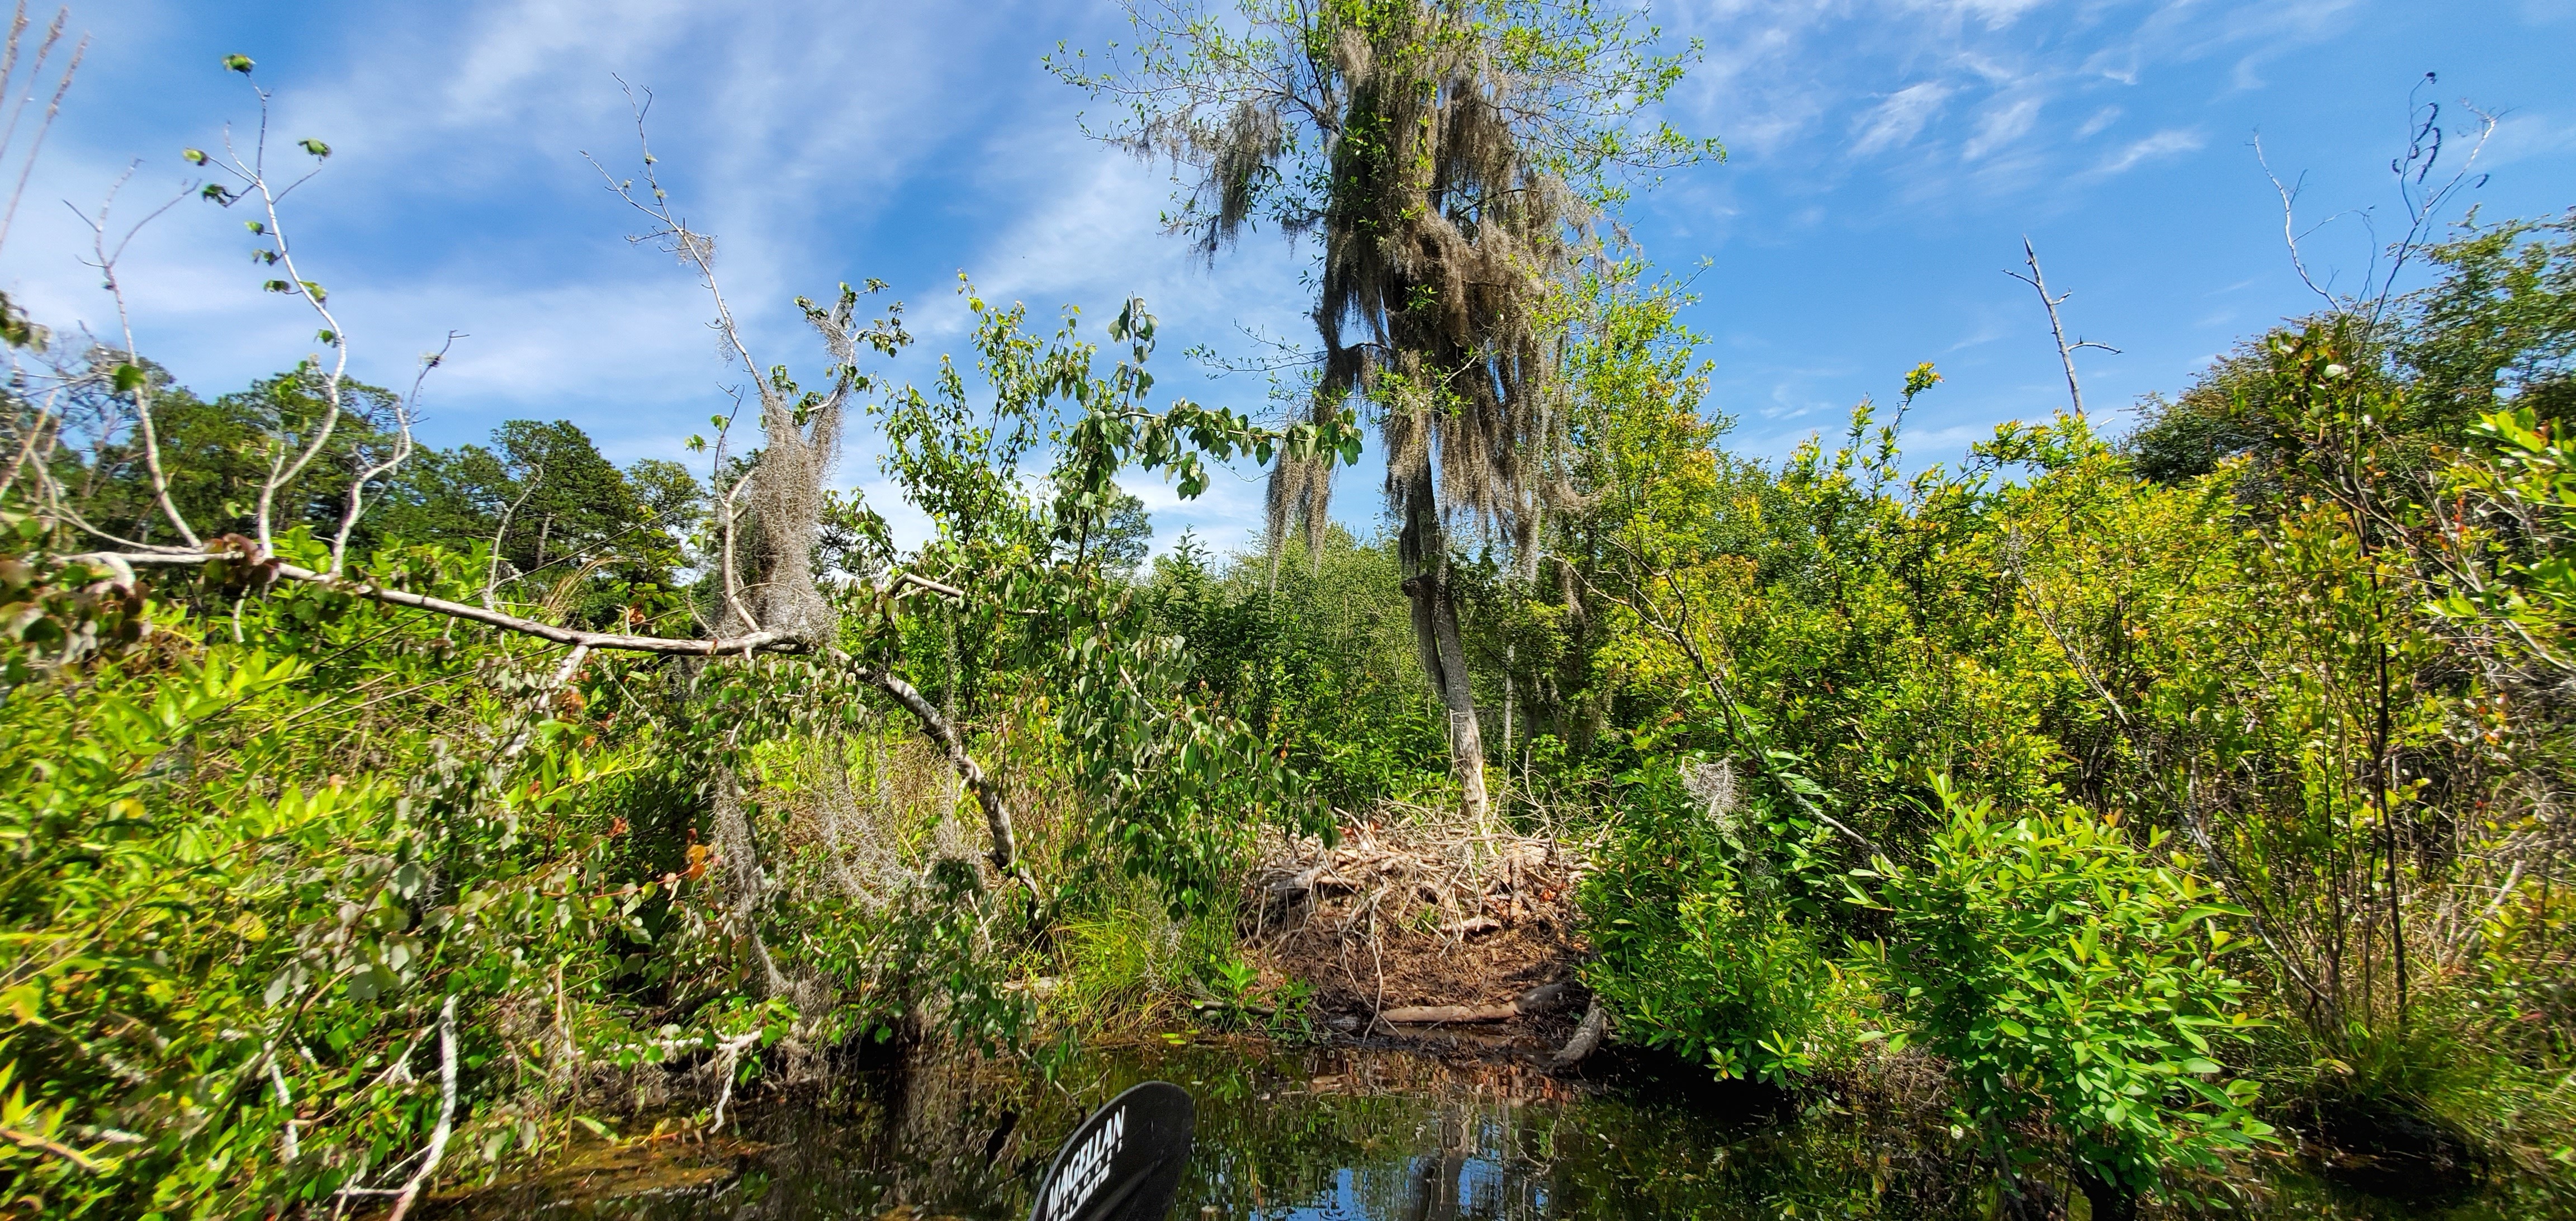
[[1582, 759, 1843, 1085], [1859, 779, 2272, 1207], [0, 553, 661, 1217]]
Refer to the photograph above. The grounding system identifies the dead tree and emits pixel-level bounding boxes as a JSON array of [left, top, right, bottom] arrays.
[[2004, 237, 2118, 418], [22, 70, 1031, 889]]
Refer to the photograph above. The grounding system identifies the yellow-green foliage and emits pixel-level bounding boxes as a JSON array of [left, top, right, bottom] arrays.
[[0, 560, 661, 1217], [1555, 261, 2576, 1205], [1038, 876, 1239, 1037]]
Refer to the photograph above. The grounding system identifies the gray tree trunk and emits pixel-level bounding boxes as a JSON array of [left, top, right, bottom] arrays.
[[1398, 467, 1490, 827]]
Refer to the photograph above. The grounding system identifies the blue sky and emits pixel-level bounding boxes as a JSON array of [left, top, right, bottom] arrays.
[[6, 0, 2572, 555]]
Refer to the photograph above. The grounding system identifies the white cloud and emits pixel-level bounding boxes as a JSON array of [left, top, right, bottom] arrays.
[[1852, 82, 1953, 156], [1964, 96, 2044, 160], [2097, 128, 2204, 173], [2480, 109, 2576, 172], [1909, 0, 2052, 30]]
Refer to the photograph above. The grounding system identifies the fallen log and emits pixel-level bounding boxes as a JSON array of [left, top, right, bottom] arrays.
[[1266, 864, 1325, 898], [1377, 1004, 1518, 1025], [1546, 999, 1609, 1069], [1265, 864, 1356, 901]]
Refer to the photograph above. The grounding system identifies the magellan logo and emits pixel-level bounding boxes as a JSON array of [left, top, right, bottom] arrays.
[[1043, 1105, 1124, 1219]]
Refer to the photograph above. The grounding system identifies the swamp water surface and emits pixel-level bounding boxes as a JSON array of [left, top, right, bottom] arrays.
[[436, 1042, 2534, 1221]]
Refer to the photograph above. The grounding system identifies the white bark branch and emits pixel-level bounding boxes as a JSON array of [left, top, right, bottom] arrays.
[[853, 663, 1019, 873], [329, 333, 458, 575], [66, 548, 800, 655], [2004, 236, 2116, 419], [77, 166, 198, 549], [383, 995, 457, 1221]]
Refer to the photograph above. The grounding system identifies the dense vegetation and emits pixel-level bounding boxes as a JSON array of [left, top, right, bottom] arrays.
[[4, 3, 2574, 1218]]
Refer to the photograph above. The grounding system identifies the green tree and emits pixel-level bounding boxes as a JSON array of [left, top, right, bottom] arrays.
[[1145, 523, 1452, 810], [1057, 0, 1716, 824], [2404, 208, 2576, 426], [373, 420, 697, 625], [45, 357, 403, 548]]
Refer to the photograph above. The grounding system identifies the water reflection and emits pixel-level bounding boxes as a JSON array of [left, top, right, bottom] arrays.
[[438, 1041, 2517, 1220]]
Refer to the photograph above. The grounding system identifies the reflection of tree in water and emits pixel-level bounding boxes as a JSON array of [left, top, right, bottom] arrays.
[[446, 1045, 1986, 1219], [714, 1048, 1066, 1219], [1139, 1047, 1981, 1221]]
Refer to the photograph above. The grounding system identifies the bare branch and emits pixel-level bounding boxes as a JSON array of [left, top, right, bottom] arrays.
[[264, 1052, 298, 1165], [715, 445, 759, 635], [382, 996, 457, 1221], [0, 382, 59, 500], [2004, 236, 2115, 418], [74, 167, 200, 548], [330, 333, 461, 574], [583, 80, 760, 380], [2366, 81, 2494, 329], [29, 456, 198, 554], [0, 4, 81, 255], [2256, 134, 2342, 312], [68, 547, 801, 656], [2252, 83, 2498, 330], [191, 69, 354, 553], [481, 466, 541, 608], [889, 570, 967, 600], [854, 662, 1020, 873]]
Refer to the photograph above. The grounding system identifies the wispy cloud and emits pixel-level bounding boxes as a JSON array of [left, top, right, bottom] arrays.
[[2481, 110, 2576, 172], [1964, 96, 2044, 160], [1911, 0, 2052, 31], [2098, 128, 2205, 174], [1852, 82, 1953, 156]]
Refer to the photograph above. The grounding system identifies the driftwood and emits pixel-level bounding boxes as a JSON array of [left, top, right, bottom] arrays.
[[1374, 980, 1582, 1027], [1546, 998, 1609, 1069], [1378, 1004, 1517, 1025]]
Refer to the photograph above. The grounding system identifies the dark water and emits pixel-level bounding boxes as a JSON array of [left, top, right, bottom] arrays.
[[442, 1040, 2548, 1220]]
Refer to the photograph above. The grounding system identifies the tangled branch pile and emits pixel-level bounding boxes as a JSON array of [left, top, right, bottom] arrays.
[[1249, 804, 1589, 1041]]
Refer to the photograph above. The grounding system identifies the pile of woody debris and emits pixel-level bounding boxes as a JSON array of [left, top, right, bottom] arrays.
[[1244, 802, 1604, 1063]]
